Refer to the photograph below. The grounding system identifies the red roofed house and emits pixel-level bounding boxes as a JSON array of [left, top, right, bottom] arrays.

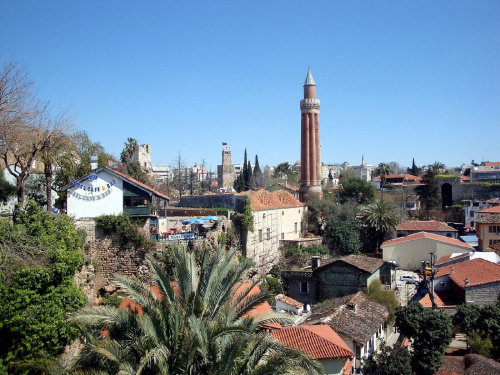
[[396, 220, 458, 239], [429, 258, 500, 307], [271, 325, 353, 375], [381, 232, 474, 271], [470, 161, 500, 184], [303, 291, 389, 373], [180, 189, 307, 274], [275, 294, 304, 315], [61, 166, 170, 238]]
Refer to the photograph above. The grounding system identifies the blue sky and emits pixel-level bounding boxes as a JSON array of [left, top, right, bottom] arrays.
[[1, 1, 498, 171]]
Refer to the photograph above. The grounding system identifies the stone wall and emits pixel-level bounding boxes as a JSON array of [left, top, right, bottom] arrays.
[[74, 218, 236, 305], [465, 282, 500, 307], [436, 177, 500, 204]]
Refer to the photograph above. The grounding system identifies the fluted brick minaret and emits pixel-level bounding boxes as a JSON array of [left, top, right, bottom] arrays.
[[299, 69, 322, 201]]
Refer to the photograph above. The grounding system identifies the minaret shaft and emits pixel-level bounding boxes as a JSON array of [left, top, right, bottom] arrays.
[[299, 70, 322, 201]]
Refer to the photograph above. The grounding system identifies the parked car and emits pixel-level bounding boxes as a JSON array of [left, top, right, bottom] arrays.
[[400, 275, 419, 284]]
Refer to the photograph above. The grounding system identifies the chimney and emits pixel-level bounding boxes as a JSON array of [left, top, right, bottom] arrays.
[[90, 155, 98, 170], [451, 267, 454, 274], [465, 279, 470, 286], [311, 256, 320, 270]]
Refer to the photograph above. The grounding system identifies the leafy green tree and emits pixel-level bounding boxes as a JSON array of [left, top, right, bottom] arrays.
[[416, 168, 441, 219], [373, 340, 412, 375], [430, 161, 445, 175], [60, 247, 323, 375], [453, 303, 482, 335], [338, 177, 375, 205], [360, 199, 399, 251], [367, 280, 399, 325], [0, 201, 86, 371], [323, 217, 361, 255], [396, 303, 452, 375]]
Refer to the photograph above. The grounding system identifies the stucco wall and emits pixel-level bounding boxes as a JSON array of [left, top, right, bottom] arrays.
[[67, 170, 123, 219], [383, 238, 473, 270], [246, 206, 304, 273], [320, 358, 346, 375]]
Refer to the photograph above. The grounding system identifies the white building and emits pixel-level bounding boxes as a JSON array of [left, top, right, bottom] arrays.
[[61, 166, 170, 236]]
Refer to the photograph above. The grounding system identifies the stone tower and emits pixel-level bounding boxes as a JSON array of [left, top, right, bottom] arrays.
[[132, 144, 153, 177], [217, 147, 235, 190], [299, 69, 322, 201]]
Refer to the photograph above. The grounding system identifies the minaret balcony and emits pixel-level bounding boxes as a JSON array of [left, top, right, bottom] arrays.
[[300, 98, 321, 110]]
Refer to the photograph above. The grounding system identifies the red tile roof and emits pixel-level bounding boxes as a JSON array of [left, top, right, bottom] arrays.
[[236, 282, 282, 329], [381, 232, 473, 249], [435, 258, 500, 288], [275, 294, 304, 309], [419, 290, 459, 308], [484, 162, 500, 167], [435, 252, 471, 267], [271, 325, 353, 360], [477, 206, 500, 214], [475, 214, 500, 224], [238, 189, 304, 211], [397, 220, 457, 232]]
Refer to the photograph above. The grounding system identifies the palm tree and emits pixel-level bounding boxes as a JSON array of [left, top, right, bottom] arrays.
[[430, 161, 445, 175], [374, 163, 391, 200], [63, 247, 323, 375], [361, 199, 400, 251]]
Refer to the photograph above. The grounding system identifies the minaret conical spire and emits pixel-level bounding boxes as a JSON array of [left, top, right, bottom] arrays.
[[304, 69, 316, 86]]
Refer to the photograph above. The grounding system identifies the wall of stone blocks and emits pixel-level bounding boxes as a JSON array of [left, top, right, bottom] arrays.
[[465, 282, 500, 307]]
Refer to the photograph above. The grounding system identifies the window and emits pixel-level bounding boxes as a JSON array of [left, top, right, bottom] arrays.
[[489, 239, 500, 246], [258, 230, 263, 242], [281, 233, 284, 240], [300, 281, 309, 294], [282, 211, 284, 215], [473, 202, 480, 207], [294, 222, 298, 233], [263, 213, 266, 219], [124, 196, 148, 208], [266, 228, 270, 240], [489, 225, 500, 233], [470, 211, 474, 217]]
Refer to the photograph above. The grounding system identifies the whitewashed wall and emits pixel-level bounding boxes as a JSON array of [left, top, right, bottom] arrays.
[[67, 170, 124, 219]]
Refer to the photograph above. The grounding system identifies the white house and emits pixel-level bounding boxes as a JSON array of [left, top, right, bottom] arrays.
[[381, 232, 474, 271], [61, 166, 170, 236]]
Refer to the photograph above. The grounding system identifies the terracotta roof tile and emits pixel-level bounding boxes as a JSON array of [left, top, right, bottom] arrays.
[[236, 282, 282, 329], [381, 232, 473, 249], [397, 220, 457, 232], [475, 214, 500, 224], [435, 259, 500, 287], [477, 206, 500, 214], [275, 294, 304, 309], [419, 291, 459, 308], [238, 189, 304, 211], [271, 325, 353, 360], [435, 252, 471, 267], [304, 292, 389, 344], [484, 162, 500, 167], [316, 255, 384, 274], [486, 198, 500, 205]]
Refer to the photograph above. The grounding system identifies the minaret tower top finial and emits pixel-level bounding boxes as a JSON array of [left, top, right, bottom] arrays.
[[304, 69, 316, 86]]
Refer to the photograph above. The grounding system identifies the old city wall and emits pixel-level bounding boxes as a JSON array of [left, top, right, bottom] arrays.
[[74, 218, 235, 305], [436, 177, 500, 204]]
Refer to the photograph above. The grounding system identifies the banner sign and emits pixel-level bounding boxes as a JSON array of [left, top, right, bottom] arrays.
[[69, 176, 117, 201], [168, 233, 195, 241]]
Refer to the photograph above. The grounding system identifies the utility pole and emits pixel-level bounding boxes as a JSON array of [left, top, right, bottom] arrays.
[[429, 252, 437, 309]]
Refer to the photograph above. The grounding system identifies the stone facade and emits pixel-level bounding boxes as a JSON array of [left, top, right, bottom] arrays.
[[436, 177, 500, 206], [465, 281, 500, 307], [217, 147, 236, 190], [131, 144, 153, 176]]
